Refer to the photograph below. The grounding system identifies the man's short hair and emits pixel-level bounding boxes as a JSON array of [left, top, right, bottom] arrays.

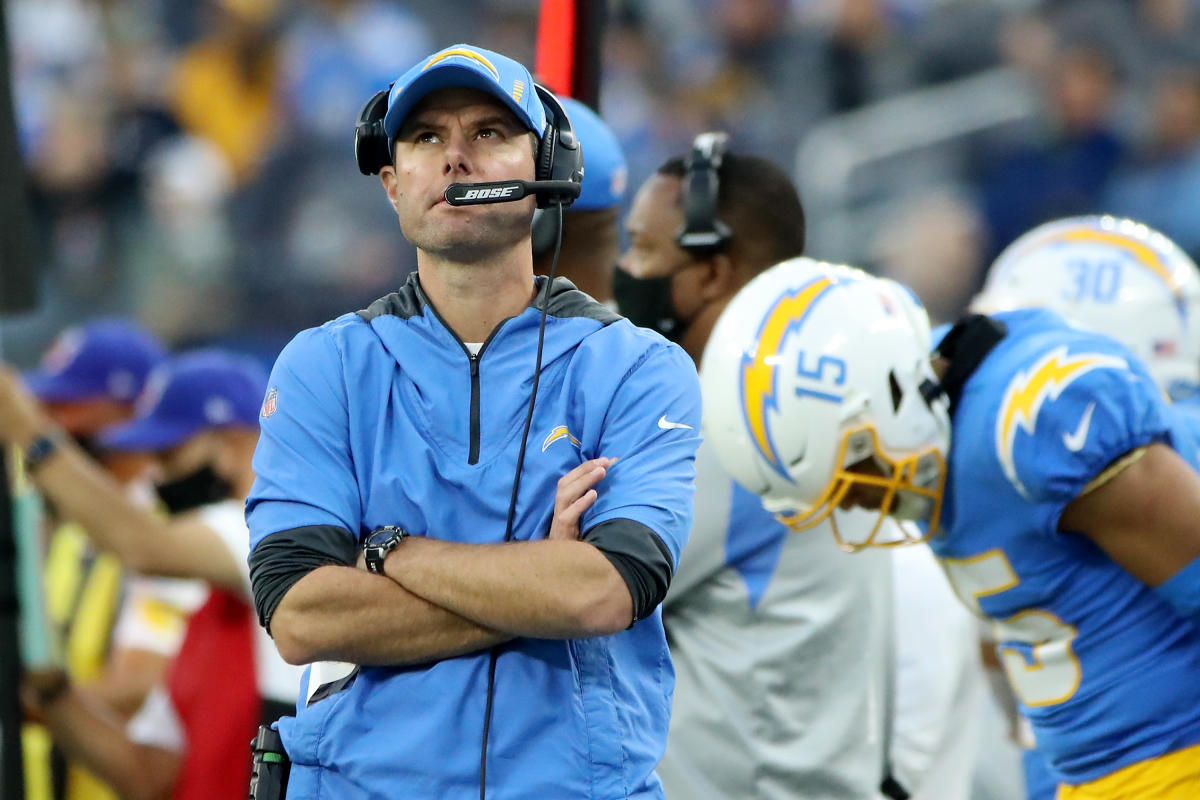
[[658, 153, 806, 271]]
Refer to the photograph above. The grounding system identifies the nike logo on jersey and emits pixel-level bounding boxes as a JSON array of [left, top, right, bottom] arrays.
[[995, 347, 1127, 498], [1062, 402, 1097, 452], [658, 415, 693, 431]]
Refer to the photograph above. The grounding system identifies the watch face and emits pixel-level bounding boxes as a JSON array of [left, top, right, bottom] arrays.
[[365, 526, 405, 549], [365, 529, 393, 548]]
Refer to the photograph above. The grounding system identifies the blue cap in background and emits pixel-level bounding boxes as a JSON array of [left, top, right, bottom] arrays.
[[99, 350, 268, 453], [559, 97, 627, 211], [383, 44, 547, 142], [25, 318, 166, 404]]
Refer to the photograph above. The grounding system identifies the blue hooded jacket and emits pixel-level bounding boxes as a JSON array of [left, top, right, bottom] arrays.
[[246, 274, 701, 799]]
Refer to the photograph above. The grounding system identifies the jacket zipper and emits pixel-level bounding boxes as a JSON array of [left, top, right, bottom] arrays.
[[416, 291, 520, 466], [468, 353, 481, 465]]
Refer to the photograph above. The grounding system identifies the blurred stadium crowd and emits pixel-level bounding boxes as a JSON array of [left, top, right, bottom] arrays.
[[6, 0, 1200, 366]]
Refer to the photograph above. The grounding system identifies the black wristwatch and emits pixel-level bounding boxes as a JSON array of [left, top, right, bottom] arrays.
[[25, 430, 65, 472], [363, 525, 409, 574]]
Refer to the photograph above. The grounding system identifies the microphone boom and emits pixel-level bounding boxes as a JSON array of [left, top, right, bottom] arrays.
[[445, 180, 581, 206]]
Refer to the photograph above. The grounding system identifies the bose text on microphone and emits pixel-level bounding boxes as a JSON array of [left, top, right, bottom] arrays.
[[445, 180, 582, 206]]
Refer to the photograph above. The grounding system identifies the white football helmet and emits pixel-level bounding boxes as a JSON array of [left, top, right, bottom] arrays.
[[976, 216, 1200, 400], [701, 257, 951, 551]]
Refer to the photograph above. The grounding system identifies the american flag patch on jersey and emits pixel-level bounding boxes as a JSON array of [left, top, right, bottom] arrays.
[[1154, 339, 1177, 357]]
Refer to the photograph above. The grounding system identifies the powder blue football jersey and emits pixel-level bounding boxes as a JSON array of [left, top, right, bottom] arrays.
[[931, 309, 1200, 784]]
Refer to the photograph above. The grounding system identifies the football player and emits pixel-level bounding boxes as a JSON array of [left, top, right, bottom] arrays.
[[973, 215, 1200, 797], [702, 256, 1200, 799]]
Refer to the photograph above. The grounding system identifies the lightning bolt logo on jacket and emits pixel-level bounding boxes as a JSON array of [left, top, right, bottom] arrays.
[[995, 346, 1127, 497], [541, 425, 580, 452], [741, 277, 837, 481]]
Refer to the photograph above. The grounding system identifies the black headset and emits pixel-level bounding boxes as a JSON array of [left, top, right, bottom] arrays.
[[354, 82, 584, 210], [675, 131, 732, 255]]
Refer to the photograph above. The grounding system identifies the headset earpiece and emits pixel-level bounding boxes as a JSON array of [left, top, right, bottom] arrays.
[[531, 83, 584, 209], [676, 131, 732, 255], [355, 88, 393, 176], [537, 127, 557, 183]]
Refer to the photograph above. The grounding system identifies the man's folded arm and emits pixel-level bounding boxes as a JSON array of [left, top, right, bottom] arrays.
[[251, 525, 510, 666], [377, 519, 672, 639]]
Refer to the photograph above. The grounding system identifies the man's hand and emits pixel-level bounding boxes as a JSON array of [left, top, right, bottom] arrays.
[[21, 667, 71, 724], [0, 366, 50, 447], [549, 457, 616, 540]]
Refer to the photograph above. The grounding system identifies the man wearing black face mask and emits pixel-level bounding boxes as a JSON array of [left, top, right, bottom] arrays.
[[0, 350, 303, 800], [619, 144, 910, 800], [615, 146, 806, 356]]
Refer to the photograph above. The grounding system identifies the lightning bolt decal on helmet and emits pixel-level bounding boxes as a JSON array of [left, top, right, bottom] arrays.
[[701, 257, 951, 549]]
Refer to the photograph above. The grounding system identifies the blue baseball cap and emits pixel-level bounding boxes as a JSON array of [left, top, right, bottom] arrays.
[[25, 319, 166, 404], [99, 350, 268, 453], [560, 97, 627, 211], [382, 44, 547, 142]]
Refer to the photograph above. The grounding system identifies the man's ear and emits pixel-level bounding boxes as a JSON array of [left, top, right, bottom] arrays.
[[379, 166, 400, 213], [698, 252, 739, 302]]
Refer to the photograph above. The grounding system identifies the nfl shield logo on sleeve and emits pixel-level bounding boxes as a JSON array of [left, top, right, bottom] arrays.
[[261, 387, 278, 418]]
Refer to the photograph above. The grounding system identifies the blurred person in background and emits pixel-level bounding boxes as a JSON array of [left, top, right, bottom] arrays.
[[226, 0, 433, 337], [597, 8, 696, 189], [25, 88, 137, 309], [8, 0, 109, 159], [128, 135, 241, 342], [1105, 65, 1200, 261], [871, 189, 988, 326], [172, 0, 282, 183], [17, 319, 191, 800], [531, 96, 628, 305], [618, 137, 937, 800], [980, 39, 1126, 258], [276, 0, 432, 146], [1135, 0, 1200, 70], [4, 351, 303, 800]]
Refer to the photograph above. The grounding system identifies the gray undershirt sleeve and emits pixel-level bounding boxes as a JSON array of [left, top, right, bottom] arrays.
[[248, 525, 358, 634], [581, 518, 675, 622]]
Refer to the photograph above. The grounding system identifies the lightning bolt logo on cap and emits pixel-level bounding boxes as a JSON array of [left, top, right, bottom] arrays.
[[740, 277, 838, 481], [422, 47, 501, 81], [995, 346, 1127, 497]]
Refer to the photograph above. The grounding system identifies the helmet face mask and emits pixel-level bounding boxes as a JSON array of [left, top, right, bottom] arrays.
[[770, 424, 947, 552], [701, 257, 951, 552], [976, 215, 1200, 401]]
